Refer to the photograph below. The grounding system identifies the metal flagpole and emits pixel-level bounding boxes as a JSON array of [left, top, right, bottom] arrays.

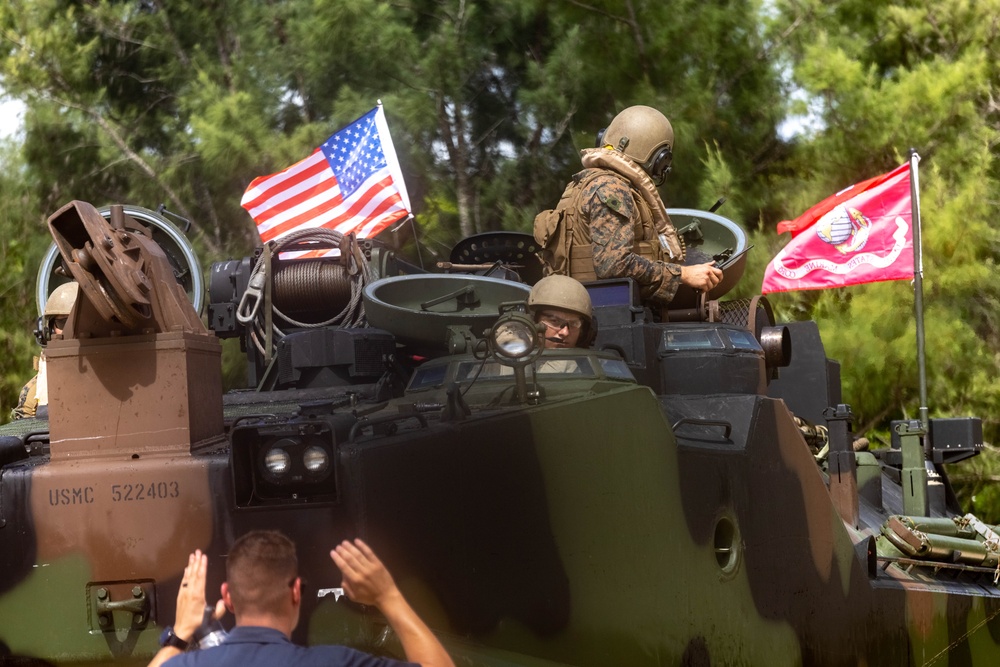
[[909, 148, 928, 430]]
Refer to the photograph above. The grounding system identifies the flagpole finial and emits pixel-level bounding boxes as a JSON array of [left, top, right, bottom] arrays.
[[377, 99, 383, 107]]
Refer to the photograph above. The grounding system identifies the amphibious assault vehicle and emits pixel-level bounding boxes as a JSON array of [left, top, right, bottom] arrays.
[[1, 199, 998, 666]]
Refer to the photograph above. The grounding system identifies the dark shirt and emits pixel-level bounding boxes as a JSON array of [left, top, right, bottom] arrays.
[[165, 626, 419, 667]]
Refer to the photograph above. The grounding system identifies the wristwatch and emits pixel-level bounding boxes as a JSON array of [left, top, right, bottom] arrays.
[[159, 626, 190, 651]]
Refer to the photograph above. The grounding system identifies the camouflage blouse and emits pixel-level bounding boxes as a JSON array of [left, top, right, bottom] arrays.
[[579, 170, 683, 306]]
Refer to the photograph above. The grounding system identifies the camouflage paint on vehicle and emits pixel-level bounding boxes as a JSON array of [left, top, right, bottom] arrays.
[[1, 201, 998, 666]]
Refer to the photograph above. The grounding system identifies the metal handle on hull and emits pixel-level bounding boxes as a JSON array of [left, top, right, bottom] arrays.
[[671, 418, 733, 441]]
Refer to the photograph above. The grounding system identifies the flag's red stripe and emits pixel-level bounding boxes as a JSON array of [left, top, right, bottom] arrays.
[[271, 204, 408, 260], [243, 159, 335, 225], [327, 193, 405, 235], [290, 209, 409, 259], [258, 188, 343, 243], [241, 150, 327, 213], [349, 203, 408, 238], [248, 172, 336, 227], [255, 178, 342, 237], [259, 175, 400, 242], [259, 175, 396, 242]]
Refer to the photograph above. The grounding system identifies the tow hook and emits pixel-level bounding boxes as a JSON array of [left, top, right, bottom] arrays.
[[90, 582, 153, 632]]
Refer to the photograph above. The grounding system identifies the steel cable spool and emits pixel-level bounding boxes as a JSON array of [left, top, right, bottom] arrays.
[[713, 296, 773, 336], [272, 260, 354, 319], [244, 228, 377, 358]]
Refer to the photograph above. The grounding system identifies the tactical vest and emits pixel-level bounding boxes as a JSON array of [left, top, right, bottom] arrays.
[[533, 149, 683, 281], [533, 171, 668, 281]]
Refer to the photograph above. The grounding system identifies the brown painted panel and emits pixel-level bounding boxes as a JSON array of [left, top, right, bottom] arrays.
[[29, 452, 216, 581], [45, 332, 223, 457]]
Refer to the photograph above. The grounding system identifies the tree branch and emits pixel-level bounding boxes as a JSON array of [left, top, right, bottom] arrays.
[[147, 0, 192, 69], [562, 0, 647, 76]]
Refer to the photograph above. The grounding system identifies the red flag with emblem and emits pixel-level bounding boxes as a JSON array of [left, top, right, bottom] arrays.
[[761, 163, 914, 294]]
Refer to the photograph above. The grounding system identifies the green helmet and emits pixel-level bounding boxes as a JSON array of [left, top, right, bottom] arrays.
[[601, 105, 674, 185], [44, 282, 79, 319]]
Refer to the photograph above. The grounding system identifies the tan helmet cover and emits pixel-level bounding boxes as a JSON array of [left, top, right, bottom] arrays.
[[44, 282, 79, 318], [528, 275, 593, 321], [603, 105, 673, 167]]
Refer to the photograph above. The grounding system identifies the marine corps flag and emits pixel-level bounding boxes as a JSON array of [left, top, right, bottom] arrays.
[[761, 163, 914, 293]]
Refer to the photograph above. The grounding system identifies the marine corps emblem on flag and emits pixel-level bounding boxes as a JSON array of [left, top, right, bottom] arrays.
[[815, 205, 870, 254]]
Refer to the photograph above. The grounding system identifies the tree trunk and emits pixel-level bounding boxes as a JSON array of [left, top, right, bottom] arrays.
[[437, 95, 476, 238]]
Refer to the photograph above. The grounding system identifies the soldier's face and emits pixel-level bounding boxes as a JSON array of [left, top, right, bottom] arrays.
[[537, 309, 584, 349]]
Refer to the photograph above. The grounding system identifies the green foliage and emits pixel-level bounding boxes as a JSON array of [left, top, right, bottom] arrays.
[[950, 445, 1000, 524], [0, 138, 50, 422], [764, 0, 1000, 515]]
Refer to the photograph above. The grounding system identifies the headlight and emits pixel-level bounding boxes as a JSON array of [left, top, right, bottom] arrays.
[[489, 310, 543, 366], [492, 320, 536, 359], [232, 420, 339, 508], [263, 443, 293, 476], [302, 445, 330, 474]]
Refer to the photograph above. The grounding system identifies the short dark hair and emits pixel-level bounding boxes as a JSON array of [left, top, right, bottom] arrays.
[[226, 530, 298, 615]]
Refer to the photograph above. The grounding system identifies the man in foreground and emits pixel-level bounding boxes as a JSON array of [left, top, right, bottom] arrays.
[[148, 531, 454, 667]]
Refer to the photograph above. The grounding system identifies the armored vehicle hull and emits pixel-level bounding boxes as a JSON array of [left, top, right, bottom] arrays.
[[1, 203, 998, 666]]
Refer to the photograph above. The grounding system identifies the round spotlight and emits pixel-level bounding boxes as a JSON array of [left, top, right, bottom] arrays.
[[492, 320, 536, 360], [302, 446, 330, 474], [263, 447, 292, 476]]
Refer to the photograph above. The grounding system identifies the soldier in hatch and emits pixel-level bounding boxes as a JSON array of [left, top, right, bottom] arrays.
[[11, 282, 78, 420], [527, 275, 594, 350], [533, 105, 722, 309]]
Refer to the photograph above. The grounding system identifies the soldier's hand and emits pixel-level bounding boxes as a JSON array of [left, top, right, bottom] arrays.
[[680, 263, 724, 292], [175, 550, 210, 642], [331, 539, 400, 609]]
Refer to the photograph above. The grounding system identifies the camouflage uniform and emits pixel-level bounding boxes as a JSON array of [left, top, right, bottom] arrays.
[[11, 357, 40, 420], [580, 170, 683, 306], [534, 160, 684, 308]]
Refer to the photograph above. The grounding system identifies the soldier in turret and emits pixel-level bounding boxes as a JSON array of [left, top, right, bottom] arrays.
[[11, 282, 78, 420], [533, 105, 722, 309], [527, 275, 594, 350]]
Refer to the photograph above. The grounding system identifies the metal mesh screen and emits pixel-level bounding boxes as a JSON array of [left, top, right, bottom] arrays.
[[717, 298, 753, 328], [352, 337, 394, 377]]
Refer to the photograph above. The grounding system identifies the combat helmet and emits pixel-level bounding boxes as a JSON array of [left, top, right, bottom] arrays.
[[527, 275, 596, 346], [600, 105, 674, 185], [44, 282, 79, 320], [35, 282, 79, 345]]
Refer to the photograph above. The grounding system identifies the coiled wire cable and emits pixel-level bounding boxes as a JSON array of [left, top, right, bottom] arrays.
[[240, 228, 377, 358]]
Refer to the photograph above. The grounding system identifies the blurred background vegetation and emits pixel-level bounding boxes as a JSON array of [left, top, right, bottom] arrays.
[[2, 0, 1000, 518]]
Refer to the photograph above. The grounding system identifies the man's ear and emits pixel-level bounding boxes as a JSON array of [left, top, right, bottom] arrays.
[[221, 582, 235, 614], [291, 577, 302, 606]]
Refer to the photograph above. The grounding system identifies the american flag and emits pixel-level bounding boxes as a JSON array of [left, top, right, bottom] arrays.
[[241, 105, 411, 258]]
